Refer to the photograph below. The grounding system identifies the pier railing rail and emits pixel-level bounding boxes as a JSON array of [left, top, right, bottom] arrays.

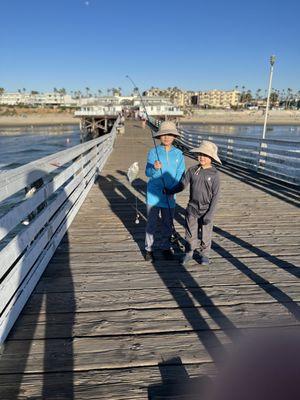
[[0, 118, 119, 344], [149, 118, 300, 186]]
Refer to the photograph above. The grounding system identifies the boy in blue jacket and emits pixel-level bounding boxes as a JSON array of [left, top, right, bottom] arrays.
[[145, 121, 185, 261]]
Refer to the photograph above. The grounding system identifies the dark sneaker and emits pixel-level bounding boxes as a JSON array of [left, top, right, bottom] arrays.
[[144, 251, 155, 262], [181, 253, 194, 265], [162, 249, 174, 260], [200, 256, 210, 265]]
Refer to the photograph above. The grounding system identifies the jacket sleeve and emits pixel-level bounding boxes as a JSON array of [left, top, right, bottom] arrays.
[[145, 149, 161, 178], [172, 151, 185, 186], [165, 167, 191, 194], [203, 173, 220, 223]]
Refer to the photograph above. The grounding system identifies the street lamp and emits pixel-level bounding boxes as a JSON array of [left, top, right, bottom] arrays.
[[262, 55, 276, 139]]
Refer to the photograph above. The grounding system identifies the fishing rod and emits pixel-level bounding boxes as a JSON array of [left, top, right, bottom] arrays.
[[126, 75, 183, 249]]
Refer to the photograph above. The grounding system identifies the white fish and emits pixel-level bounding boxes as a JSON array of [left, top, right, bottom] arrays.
[[127, 162, 139, 184]]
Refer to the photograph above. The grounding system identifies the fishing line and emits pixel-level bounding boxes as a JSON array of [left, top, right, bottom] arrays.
[[126, 75, 183, 249]]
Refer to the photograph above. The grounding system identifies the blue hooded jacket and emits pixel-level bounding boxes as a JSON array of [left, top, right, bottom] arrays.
[[145, 145, 185, 208]]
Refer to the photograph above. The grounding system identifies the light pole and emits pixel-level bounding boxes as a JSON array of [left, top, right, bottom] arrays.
[[262, 55, 276, 139]]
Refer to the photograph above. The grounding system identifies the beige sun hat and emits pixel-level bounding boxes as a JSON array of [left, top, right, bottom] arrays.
[[191, 140, 222, 164], [153, 121, 181, 138]]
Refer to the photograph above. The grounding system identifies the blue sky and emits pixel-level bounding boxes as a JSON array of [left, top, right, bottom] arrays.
[[1, 0, 299, 94]]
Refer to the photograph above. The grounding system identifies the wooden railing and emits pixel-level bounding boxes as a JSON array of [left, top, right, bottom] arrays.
[[0, 118, 119, 344], [149, 118, 300, 186]]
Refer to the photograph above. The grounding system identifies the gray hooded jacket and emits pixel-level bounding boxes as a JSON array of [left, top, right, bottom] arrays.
[[166, 164, 220, 222]]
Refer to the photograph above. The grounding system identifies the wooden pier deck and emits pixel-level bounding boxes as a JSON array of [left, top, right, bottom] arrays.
[[0, 121, 299, 399]]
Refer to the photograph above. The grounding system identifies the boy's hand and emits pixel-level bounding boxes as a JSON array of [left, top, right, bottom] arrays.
[[163, 188, 174, 198], [154, 160, 162, 170]]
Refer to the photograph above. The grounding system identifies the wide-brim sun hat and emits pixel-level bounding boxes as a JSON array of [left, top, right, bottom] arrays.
[[153, 121, 181, 138], [191, 140, 222, 164]]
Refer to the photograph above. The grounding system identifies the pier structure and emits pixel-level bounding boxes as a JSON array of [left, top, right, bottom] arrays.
[[75, 95, 184, 140], [75, 104, 122, 140], [0, 120, 299, 399]]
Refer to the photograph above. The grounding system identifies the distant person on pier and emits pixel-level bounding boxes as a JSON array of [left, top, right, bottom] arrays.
[[141, 112, 147, 129], [165, 140, 221, 265], [144, 121, 185, 262]]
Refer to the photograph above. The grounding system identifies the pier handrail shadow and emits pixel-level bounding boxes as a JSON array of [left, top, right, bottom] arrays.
[[211, 238, 300, 322], [219, 162, 300, 208]]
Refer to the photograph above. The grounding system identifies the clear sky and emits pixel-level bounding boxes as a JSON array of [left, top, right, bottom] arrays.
[[1, 0, 299, 94]]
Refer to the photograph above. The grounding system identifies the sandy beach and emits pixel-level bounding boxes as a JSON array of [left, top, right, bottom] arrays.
[[181, 109, 300, 125], [0, 108, 79, 127], [1, 108, 300, 127]]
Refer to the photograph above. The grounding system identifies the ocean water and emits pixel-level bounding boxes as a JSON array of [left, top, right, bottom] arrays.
[[1, 124, 299, 175], [0, 124, 81, 172], [181, 123, 300, 142]]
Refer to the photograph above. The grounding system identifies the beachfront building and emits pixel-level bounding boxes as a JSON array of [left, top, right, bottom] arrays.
[[132, 97, 183, 117], [197, 90, 240, 108], [0, 92, 77, 107], [0, 92, 30, 106], [75, 96, 183, 118], [143, 87, 193, 107], [143, 87, 240, 109]]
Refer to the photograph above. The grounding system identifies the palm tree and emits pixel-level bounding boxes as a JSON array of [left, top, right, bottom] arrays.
[[98, 89, 102, 97], [0, 87, 5, 95], [245, 89, 252, 102], [270, 91, 279, 105], [22, 88, 26, 93], [85, 87, 90, 97], [255, 88, 262, 100], [240, 86, 246, 102], [286, 88, 293, 109]]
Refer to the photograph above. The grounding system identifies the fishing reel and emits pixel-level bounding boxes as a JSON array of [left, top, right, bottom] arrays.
[[135, 214, 140, 224], [170, 231, 185, 251]]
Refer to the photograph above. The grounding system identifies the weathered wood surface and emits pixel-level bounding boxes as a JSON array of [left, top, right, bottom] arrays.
[[0, 120, 299, 399]]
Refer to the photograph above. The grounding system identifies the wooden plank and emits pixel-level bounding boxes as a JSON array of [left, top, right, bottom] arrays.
[[42, 255, 300, 276], [32, 273, 300, 294], [0, 330, 236, 374], [0, 364, 217, 400], [8, 302, 299, 340], [22, 284, 300, 315]]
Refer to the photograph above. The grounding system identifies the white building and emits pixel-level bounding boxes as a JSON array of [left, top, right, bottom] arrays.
[[75, 96, 183, 118], [0, 92, 77, 107]]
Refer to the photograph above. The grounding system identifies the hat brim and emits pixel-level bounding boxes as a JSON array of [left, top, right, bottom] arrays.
[[190, 148, 222, 164], [153, 130, 181, 138]]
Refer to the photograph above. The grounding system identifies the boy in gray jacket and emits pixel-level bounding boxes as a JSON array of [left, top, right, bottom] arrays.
[[165, 140, 221, 265]]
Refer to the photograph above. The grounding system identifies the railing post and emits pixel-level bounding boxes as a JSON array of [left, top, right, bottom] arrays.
[[227, 138, 233, 161], [256, 140, 267, 173]]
